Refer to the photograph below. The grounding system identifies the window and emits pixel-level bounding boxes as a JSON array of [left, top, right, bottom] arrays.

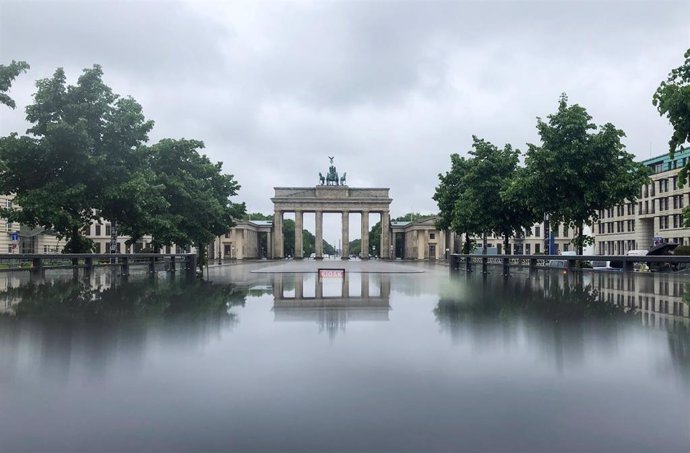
[[563, 226, 569, 237], [535, 227, 540, 237], [105, 224, 111, 236], [430, 233, 435, 240], [535, 244, 540, 254], [95, 224, 101, 236]]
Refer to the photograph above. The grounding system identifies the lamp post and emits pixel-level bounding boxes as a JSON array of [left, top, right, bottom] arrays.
[[231, 245, 235, 260]]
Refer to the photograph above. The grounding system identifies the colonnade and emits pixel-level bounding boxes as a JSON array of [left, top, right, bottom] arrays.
[[272, 210, 391, 259]]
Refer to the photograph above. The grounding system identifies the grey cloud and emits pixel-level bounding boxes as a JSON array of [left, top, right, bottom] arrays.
[[1, 0, 689, 237]]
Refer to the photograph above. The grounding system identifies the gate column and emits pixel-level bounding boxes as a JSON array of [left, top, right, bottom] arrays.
[[273, 210, 284, 259], [315, 210, 324, 259], [360, 211, 369, 259], [295, 210, 304, 259], [381, 210, 391, 259], [341, 211, 350, 259]]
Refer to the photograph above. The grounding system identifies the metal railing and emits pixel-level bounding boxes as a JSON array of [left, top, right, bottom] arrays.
[[0, 253, 198, 277], [449, 253, 690, 274]]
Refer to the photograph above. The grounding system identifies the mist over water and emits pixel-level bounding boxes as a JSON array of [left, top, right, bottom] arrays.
[[0, 265, 689, 452]]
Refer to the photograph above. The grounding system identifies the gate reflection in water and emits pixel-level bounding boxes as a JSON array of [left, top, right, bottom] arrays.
[[272, 272, 391, 336]]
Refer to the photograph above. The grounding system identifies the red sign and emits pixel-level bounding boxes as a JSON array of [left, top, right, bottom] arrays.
[[318, 269, 345, 278]]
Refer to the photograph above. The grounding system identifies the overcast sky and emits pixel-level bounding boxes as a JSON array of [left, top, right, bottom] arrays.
[[1, 0, 688, 244]]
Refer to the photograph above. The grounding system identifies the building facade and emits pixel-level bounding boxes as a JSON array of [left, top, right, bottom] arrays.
[[593, 147, 690, 255]]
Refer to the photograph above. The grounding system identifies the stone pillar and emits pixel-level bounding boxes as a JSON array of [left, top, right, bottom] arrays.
[[360, 211, 369, 259], [267, 231, 272, 259], [295, 211, 303, 259], [273, 210, 283, 259], [341, 211, 349, 259], [315, 210, 324, 259], [380, 211, 391, 259]]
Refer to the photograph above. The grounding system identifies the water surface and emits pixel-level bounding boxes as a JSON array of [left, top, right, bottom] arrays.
[[0, 264, 688, 452]]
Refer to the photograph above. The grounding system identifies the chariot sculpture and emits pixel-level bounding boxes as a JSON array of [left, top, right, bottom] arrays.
[[318, 156, 346, 186]]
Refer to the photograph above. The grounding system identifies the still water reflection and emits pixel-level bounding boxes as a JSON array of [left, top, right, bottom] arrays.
[[0, 266, 688, 452]]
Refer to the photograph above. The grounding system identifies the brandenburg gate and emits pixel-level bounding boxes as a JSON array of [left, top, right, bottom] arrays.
[[271, 158, 392, 259]]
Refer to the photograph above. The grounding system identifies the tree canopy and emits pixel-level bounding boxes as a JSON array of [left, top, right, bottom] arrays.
[[434, 137, 534, 253], [653, 48, 690, 158], [0, 65, 244, 256], [0, 60, 29, 109], [521, 94, 650, 252]]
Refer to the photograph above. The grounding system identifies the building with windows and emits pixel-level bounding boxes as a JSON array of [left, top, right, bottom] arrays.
[[593, 147, 690, 255]]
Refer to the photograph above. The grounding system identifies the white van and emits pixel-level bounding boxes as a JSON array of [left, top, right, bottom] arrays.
[[547, 251, 576, 268], [592, 260, 624, 271]]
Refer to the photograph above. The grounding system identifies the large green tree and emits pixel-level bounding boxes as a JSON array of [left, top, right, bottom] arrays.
[[653, 48, 690, 159], [433, 154, 476, 253], [130, 138, 244, 269], [521, 94, 650, 254], [452, 137, 534, 254], [0, 60, 29, 109], [0, 65, 158, 252]]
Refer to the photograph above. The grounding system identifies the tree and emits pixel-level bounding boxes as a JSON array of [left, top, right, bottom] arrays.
[[133, 138, 244, 270], [394, 213, 432, 222], [452, 137, 534, 254], [522, 94, 650, 254], [433, 154, 475, 253], [243, 212, 273, 221], [0, 65, 158, 252], [0, 60, 29, 108], [653, 48, 690, 159]]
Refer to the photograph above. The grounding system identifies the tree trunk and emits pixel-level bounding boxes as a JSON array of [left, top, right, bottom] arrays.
[[577, 219, 584, 255], [69, 227, 81, 253], [197, 241, 206, 273], [504, 233, 510, 255], [482, 233, 487, 254]]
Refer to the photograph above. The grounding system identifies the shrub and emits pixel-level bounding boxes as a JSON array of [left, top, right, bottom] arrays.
[[674, 245, 690, 255]]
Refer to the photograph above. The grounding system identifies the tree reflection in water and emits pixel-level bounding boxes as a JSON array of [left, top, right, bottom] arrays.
[[435, 271, 690, 384], [0, 274, 250, 381]]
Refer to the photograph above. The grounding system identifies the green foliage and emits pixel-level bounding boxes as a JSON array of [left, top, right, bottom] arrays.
[[653, 48, 690, 159], [433, 154, 472, 232], [243, 212, 273, 221], [0, 65, 245, 259], [281, 219, 335, 257], [435, 136, 535, 253], [0, 65, 157, 251], [673, 245, 690, 256], [521, 94, 651, 253], [0, 60, 29, 109], [394, 212, 433, 222]]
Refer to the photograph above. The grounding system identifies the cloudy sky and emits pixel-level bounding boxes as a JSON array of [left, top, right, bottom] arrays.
[[1, 0, 688, 243]]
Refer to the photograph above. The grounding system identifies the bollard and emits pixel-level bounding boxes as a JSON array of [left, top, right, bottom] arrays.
[[148, 256, 155, 274], [85, 257, 94, 273], [32, 257, 42, 273], [503, 257, 510, 276], [466, 256, 472, 273], [170, 256, 176, 273], [482, 256, 488, 274], [529, 258, 537, 273]]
